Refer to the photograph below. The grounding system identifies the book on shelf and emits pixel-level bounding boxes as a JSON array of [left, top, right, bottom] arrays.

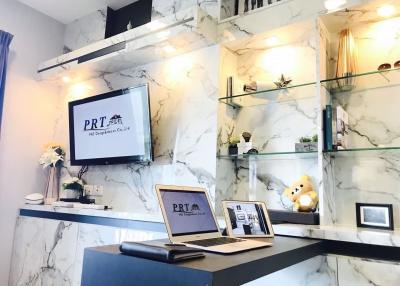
[[324, 105, 333, 151], [323, 104, 349, 152], [335, 105, 349, 150]]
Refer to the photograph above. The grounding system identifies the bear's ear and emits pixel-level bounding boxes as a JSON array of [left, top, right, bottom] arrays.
[[300, 175, 310, 181]]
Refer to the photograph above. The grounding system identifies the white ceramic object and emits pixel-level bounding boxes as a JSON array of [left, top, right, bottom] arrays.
[[24, 193, 44, 205]]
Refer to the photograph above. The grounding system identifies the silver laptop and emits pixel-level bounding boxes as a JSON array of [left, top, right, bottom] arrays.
[[155, 185, 272, 254]]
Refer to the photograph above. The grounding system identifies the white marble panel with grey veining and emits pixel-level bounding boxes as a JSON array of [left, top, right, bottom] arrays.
[[9, 216, 167, 286], [52, 45, 219, 214], [337, 256, 400, 286], [324, 16, 400, 228], [63, 9, 107, 53], [152, 0, 219, 20], [216, 32, 319, 211], [244, 255, 338, 286]]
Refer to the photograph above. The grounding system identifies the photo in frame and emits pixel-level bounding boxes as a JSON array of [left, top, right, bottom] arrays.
[[222, 200, 274, 238], [355, 203, 394, 230]]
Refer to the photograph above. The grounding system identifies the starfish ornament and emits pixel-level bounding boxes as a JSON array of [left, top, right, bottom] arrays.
[[274, 74, 292, 88]]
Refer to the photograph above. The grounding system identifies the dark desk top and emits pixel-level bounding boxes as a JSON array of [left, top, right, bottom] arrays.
[[82, 236, 324, 286]]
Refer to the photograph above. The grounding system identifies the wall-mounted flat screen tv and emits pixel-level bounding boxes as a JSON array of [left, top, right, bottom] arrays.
[[68, 84, 153, 166]]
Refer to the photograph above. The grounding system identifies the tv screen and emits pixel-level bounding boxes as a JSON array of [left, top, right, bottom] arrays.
[[68, 84, 153, 165]]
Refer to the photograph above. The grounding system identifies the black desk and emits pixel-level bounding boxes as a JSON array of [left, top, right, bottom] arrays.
[[81, 236, 324, 286]]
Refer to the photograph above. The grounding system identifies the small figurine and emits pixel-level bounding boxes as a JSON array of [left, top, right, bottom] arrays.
[[127, 21, 133, 31], [274, 74, 292, 88], [283, 176, 318, 212], [238, 132, 253, 154]]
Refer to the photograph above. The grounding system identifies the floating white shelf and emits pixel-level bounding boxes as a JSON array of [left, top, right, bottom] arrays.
[[38, 7, 217, 83]]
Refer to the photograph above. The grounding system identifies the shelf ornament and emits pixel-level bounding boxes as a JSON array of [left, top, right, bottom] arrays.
[[283, 175, 318, 212], [39, 143, 65, 204], [335, 28, 358, 91]]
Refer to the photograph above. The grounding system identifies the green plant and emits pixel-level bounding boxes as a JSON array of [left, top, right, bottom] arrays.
[[299, 137, 312, 143], [312, 134, 318, 142], [62, 177, 84, 192]]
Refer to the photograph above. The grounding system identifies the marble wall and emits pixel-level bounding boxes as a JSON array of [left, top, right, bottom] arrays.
[[54, 45, 219, 214], [216, 25, 319, 212], [9, 216, 167, 286], [10, 216, 400, 286], [62, 0, 220, 54], [63, 9, 107, 53], [322, 15, 400, 227]]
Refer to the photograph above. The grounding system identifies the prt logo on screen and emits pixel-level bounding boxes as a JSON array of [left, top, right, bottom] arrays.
[[83, 114, 130, 136], [173, 203, 204, 216]]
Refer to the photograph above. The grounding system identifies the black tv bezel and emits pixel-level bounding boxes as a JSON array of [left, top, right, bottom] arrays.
[[68, 84, 153, 166]]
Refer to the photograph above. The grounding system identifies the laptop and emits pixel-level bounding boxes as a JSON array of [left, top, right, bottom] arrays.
[[155, 185, 272, 254]]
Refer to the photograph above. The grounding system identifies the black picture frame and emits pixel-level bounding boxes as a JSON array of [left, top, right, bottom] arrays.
[[68, 84, 153, 166], [356, 203, 394, 230]]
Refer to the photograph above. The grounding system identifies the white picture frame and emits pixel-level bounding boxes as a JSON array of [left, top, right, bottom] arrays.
[[222, 200, 274, 238]]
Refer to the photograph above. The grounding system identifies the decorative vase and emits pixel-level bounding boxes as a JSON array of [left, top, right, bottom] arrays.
[[44, 165, 61, 204], [334, 29, 358, 92]]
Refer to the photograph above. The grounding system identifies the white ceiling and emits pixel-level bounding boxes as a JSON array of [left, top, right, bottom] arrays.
[[17, 0, 138, 24]]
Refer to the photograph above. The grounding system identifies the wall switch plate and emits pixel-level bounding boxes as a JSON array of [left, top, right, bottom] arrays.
[[93, 185, 104, 197], [84, 184, 94, 194], [84, 185, 103, 197]]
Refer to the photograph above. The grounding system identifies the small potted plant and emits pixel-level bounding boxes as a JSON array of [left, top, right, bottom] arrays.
[[61, 177, 84, 199], [295, 135, 318, 152]]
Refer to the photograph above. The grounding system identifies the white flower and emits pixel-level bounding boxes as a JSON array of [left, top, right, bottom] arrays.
[[39, 146, 64, 168]]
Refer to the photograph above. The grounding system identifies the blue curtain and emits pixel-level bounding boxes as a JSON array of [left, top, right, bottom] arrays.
[[0, 30, 13, 135]]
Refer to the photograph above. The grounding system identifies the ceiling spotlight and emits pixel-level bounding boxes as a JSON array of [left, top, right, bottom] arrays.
[[377, 5, 395, 17], [62, 76, 71, 83], [265, 36, 279, 46], [162, 44, 176, 54], [324, 0, 347, 11]]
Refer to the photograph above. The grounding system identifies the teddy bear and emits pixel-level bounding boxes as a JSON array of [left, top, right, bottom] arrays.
[[283, 175, 318, 212]]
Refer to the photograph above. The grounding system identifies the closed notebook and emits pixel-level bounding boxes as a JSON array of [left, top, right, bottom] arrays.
[[119, 241, 205, 263]]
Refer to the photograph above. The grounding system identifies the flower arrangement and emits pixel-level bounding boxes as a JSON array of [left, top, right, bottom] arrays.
[[39, 143, 65, 168], [62, 177, 84, 192]]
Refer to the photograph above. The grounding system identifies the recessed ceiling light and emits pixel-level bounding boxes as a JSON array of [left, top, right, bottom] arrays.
[[147, 21, 166, 31], [162, 44, 176, 54], [62, 76, 71, 83], [324, 0, 347, 11], [377, 5, 395, 17], [265, 36, 279, 46]]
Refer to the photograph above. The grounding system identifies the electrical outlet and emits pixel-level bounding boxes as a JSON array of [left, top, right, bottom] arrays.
[[93, 185, 104, 197], [84, 185, 103, 197], [84, 184, 94, 195]]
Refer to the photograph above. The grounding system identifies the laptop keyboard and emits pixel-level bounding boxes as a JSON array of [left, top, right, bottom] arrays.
[[184, 237, 244, 247]]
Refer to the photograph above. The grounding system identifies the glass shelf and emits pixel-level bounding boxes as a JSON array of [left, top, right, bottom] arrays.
[[217, 150, 318, 160], [219, 81, 316, 108], [324, 146, 400, 157], [321, 67, 400, 94]]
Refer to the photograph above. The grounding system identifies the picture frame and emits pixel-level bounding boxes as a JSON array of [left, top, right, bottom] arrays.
[[222, 200, 274, 238], [355, 203, 394, 230]]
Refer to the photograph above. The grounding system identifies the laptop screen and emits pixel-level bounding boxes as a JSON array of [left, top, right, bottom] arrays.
[[159, 189, 219, 236]]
